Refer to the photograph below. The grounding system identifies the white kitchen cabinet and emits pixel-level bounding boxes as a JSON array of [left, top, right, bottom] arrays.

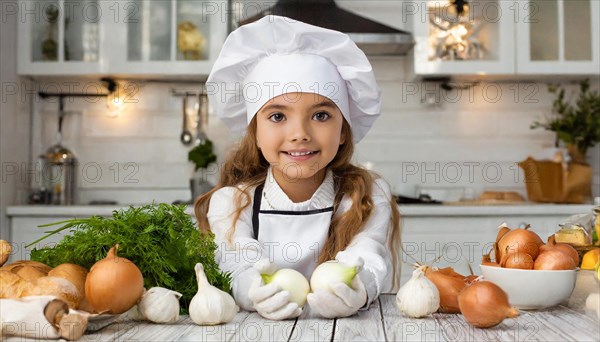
[[105, 0, 228, 76], [413, 0, 600, 77], [8, 216, 77, 264], [515, 0, 600, 75], [413, 0, 515, 76], [6, 206, 119, 263], [17, 0, 228, 76], [17, 0, 105, 75]]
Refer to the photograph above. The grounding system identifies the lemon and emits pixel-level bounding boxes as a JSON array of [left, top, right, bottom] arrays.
[[581, 248, 600, 270], [595, 259, 600, 281]]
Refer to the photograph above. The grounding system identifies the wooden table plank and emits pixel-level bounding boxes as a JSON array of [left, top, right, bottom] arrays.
[[291, 305, 335, 341], [236, 312, 298, 342], [334, 297, 386, 341], [120, 316, 207, 341], [517, 306, 600, 341], [176, 312, 251, 342], [83, 320, 139, 341], [3, 296, 599, 341], [432, 312, 523, 342], [380, 294, 448, 342]]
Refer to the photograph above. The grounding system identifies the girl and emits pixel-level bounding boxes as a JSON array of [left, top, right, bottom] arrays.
[[195, 15, 401, 320]]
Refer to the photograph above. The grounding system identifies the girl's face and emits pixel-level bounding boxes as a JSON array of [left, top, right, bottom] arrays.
[[256, 92, 346, 183]]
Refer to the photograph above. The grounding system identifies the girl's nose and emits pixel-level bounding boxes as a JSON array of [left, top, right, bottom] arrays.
[[289, 122, 311, 142]]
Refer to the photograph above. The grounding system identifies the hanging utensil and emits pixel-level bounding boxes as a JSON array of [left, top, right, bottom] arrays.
[[39, 96, 78, 205], [180, 94, 193, 145], [194, 92, 207, 145]]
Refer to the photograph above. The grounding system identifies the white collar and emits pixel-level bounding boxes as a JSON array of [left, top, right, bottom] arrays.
[[261, 167, 335, 211]]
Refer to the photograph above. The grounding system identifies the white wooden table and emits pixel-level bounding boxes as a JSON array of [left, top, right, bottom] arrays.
[[5, 271, 600, 341], [11, 294, 592, 342], [3, 294, 599, 341]]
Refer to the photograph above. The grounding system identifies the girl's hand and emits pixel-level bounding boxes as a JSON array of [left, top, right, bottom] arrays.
[[248, 277, 302, 320], [306, 276, 367, 318], [247, 259, 302, 320]]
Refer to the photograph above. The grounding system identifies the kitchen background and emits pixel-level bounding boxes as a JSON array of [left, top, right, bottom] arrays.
[[1, 0, 599, 243]]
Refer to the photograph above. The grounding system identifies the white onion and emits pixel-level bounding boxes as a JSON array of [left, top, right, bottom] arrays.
[[261, 269, 310, 307], [310, 260, 359, 293]]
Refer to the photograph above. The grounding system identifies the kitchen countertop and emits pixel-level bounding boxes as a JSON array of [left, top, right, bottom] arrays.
[[6, 203, 593, 217], [6, 271, 599, 342]]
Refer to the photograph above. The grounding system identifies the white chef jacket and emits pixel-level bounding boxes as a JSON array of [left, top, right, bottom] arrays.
[[207, 167, 394, 308]]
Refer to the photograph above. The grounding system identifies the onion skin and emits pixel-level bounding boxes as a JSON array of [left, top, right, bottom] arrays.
[[501, 252, 534, 270], [540, 238, 580, 266], [424, 267, 469, 313], [458, 281, 519, 328], [494, 226, 511, 262], [497, 227, 544, 262], [85, 244, 144, 314], [554, 244, 579, 265], [534, 250, 577, 270]]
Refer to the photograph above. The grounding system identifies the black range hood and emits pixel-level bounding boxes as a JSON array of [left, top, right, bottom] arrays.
[[238, 0, 415, 56]]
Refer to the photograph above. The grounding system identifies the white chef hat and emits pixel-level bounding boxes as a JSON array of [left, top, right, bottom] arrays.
[[206, 15, 381, 143]]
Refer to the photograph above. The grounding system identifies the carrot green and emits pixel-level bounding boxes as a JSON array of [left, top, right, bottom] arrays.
[[28, 203, 230, 313]]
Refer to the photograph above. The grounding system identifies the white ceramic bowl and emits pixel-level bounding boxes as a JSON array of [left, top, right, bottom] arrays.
[[480, 265, 578, 310]]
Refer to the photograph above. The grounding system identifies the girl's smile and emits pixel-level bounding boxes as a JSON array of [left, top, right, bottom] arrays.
[[283, 149, 319, 161]]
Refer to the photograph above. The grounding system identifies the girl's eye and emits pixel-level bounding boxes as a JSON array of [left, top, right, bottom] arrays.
[[313, 111, 330, 121], [268, 113, 285, 122]]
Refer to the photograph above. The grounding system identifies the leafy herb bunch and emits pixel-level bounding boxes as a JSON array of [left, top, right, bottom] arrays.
[[531, 79, 600, 156], [30, 203, 230, 313]]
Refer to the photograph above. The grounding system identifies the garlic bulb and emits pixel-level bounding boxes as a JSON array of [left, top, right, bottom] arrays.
[[189, 263, 238, 325], [396, 266, 440, 318], [138, 287, 182, 324], [585, 293, 600, 320]]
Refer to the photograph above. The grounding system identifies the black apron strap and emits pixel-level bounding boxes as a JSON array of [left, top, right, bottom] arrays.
[[252, 183, 264, 239]]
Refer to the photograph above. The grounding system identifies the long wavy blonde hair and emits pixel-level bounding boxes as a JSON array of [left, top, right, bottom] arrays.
[[195, 118, 402, 288]]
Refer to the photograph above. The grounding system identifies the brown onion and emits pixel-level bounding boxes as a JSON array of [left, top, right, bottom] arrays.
[[553, 244, 579, 265], [501, 252, 534, 270], [425, 267, 469, 313], [497, 226, 544, 262], [85, 244, 144, 314], [539, 238, 580, 266], [534, 250, 576, 270], [458, 281, 519, 328]]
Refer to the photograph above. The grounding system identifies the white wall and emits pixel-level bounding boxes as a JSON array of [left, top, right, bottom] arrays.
[[27, 72, 600, 206]]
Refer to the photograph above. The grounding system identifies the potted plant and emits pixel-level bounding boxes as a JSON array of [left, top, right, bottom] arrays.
[[188, 139, 217, 200], [531, 79, 600, 164]]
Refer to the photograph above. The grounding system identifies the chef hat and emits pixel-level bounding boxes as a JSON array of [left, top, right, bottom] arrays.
[[206, 15, 381, 143]]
